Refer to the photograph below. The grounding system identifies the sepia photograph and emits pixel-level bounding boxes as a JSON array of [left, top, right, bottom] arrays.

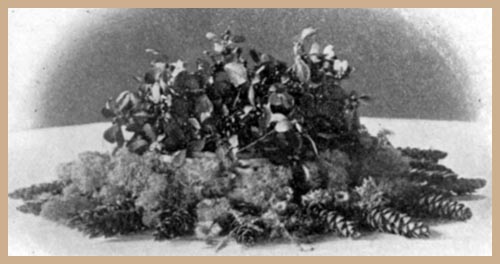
[[8, 8, 492, 256]]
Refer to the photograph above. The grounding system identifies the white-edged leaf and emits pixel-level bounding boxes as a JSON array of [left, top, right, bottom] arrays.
[[334, 59, 349, 73], [143, 123, 157, 141], [162, 94, 173, 107], [150, 82, 161, 103], [213, 42, 224, 53], [188, 117, 202, 130], [145, 48, 160, 55], [133, 110, 151, 119], [152, 61, 167, 72], [294, 122, 303, 133], [206, 32, 218, 41], [293, 56, 311, 83], [300, 27, 318, 41], [129, 92, 141, 108], [170, 60, 187, 80], [309, 42, 321, 55], [200, 112, 212, 123], [224, 62, 248, 87], [260, 104, 272, 129], [101, 99, 116, 118], [268, 113, 287, 124], [222, 104, 229, 116], [322, 44, 335, 59], [159, 154, 174, 163], [302, 164, 311, 181], [242, 105, 254, 116], [115, 90, 130, 104], [248, 84, 256, 106], [269, 91, 295, 109], [274, 119, 292, 133], [116, 91, 132, 112], [256, 65, 266, 75], [171, 149, 187, 168], [229, 134, 239, 148], [195, 94, 214, 121]]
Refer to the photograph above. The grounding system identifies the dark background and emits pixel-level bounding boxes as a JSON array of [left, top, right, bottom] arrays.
[[26, 9, 478, 129]]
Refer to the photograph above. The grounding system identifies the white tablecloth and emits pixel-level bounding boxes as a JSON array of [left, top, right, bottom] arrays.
[[8, 118, 492, 255]]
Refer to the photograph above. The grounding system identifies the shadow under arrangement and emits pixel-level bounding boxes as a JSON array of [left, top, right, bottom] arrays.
[[9, 28, 486, 252]]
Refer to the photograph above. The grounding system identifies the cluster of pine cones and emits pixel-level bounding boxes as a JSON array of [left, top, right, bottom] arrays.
[[9, 147, 486, 249]]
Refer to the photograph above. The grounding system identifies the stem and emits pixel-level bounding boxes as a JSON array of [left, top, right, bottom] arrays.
[[237, 130, 276, 153], [232, 86, 242, 110], [303, 133, 319, 157]]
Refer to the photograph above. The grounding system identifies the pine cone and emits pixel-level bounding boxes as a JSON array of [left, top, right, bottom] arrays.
[[213, 212, 239, 236], [16, 200, 45, 216], [296, 198, 360, 238], [319, 210, 360, 238], [282, 207, 317, 238], [365, 206, 429, 238], [451, 178, 487, 196], [412, 194, 472, 221], [70, 198, 145, 238], [233, 220, 268, 246], [303, 200, 327, 218], [404, 169, 454, 183], [153, 209, 197, 240], [409, 161, 453, 173], [8, 180, 66, 201], [404, 169, 486, 195], [398, 147, 447, 163]]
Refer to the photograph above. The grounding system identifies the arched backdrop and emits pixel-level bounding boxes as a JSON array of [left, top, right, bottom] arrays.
[[8, 9, 491, 131]]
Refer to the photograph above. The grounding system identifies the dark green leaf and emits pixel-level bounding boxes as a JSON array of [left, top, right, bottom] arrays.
[[116, 91, 132, 113], [127, 137, 149, 154], [163, 120, 187, 151], [188, 118, 201, 131], [231, 35, 246, 43], [170, 96, 189, 121], [188, 138, 206, 153], [132, 111, 152, 125], [125, 121, 143, 133], [103, 124, 123, 144], [101, 107, 116, 119], [195, 94, 214, 122], [249, 49, 261, 63], [143, 123, 157, 141]]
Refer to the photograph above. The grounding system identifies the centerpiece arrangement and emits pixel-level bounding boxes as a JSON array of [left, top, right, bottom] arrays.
[[9, 28, 486, 251]]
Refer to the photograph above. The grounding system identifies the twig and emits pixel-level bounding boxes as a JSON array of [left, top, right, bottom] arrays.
[[215, 230, 235, 253], [237, 130, 276, 153]]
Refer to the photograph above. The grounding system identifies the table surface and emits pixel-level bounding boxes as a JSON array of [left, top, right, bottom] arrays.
[[8, 118, 492, 256]]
